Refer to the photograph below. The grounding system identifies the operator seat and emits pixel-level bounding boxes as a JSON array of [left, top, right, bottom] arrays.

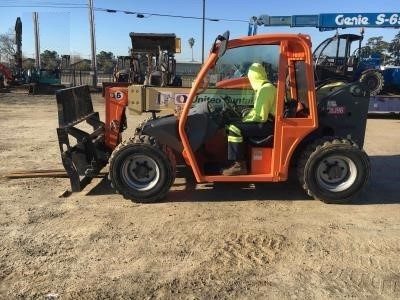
[[246, 99, 300, 147], [247, 133, 274, 147]]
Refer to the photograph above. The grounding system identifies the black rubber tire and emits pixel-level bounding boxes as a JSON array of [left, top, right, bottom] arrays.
[[109, 135, 176, 203], [359, 70, 384, 96], [297, 137, 370, 204]]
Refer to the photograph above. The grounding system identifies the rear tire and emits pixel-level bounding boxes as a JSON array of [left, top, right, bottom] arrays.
[[359, 70, 384, 96], [109, 135, 176, 203], [297, 138, 370, 204]]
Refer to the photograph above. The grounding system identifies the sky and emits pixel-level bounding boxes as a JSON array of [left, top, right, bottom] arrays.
[[0, 0, 399, 63]]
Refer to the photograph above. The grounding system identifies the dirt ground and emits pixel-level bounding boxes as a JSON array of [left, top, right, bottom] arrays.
[[0, 91, 400, 299]]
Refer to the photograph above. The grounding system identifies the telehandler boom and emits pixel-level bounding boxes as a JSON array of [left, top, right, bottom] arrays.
[[56, 31, 370, 204], [248, 12, 400, 114]]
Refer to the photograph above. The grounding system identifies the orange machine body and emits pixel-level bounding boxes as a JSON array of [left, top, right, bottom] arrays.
[[179, 34, 317, 184], [104, 86, 129, 149], [103, 34, 318, 184]]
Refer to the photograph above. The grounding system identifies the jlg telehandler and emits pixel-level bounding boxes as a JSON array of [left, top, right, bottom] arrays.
[[56, 31, 370, 204]]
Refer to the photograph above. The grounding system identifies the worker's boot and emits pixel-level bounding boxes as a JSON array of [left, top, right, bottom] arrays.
[[222, 161, 248, 176]]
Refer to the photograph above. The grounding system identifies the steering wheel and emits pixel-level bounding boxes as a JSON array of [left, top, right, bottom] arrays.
[[220, 98, 242, 123], [207, 99, 241, 127], [205, 101, 223, 127], [206, 100, 217, 114]]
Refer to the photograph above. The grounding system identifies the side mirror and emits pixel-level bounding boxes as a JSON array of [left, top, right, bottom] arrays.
[[218, 31, 230, 57], [211, 31, 230, 57]]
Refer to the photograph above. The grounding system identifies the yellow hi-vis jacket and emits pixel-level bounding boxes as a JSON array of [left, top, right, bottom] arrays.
[[242, 63, 277, 123]]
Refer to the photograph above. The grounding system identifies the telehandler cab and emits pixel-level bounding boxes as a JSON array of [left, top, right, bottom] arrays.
[[56, 31, 371, 204]]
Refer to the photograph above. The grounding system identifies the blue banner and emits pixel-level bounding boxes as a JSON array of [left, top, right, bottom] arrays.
[[320, 13, 400, 28]]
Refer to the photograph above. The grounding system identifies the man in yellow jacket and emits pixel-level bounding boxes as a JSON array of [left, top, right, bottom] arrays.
[[222, 62, 276, 175]]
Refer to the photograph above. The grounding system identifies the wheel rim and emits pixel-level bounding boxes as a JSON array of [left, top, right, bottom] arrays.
[[121, 154, 160, 191], [315, 155, 357, 192], [365, 75, 379, 91]]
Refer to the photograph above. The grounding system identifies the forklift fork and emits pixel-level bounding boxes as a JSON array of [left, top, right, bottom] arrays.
[[56, 85, 110, 192]]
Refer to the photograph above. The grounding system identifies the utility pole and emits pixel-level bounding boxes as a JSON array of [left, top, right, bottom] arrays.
[[88, 0, 97, 88], [202, 0, 205, 64], [15, 17, 22, 74], [33, 12, 41, 69]]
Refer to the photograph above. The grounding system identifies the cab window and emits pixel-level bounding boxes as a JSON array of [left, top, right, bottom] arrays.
[[215, 44, 280, 83]]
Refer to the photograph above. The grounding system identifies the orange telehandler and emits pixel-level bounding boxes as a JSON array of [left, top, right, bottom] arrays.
[[56, 31, 371, 204]]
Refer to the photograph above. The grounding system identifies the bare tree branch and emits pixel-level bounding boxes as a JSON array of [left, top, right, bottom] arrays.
[[0, 29, 16, 63]]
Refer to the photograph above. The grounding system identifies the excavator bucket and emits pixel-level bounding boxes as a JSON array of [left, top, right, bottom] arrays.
[[56, 85, 110, 192], [129, 32, 179, 53]]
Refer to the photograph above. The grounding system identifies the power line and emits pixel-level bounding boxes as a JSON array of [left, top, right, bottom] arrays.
[[0, 2, 248, 23], [0, 0, 87, 8], [94, 7, 248, 23], [0, 0, 86, 6]]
